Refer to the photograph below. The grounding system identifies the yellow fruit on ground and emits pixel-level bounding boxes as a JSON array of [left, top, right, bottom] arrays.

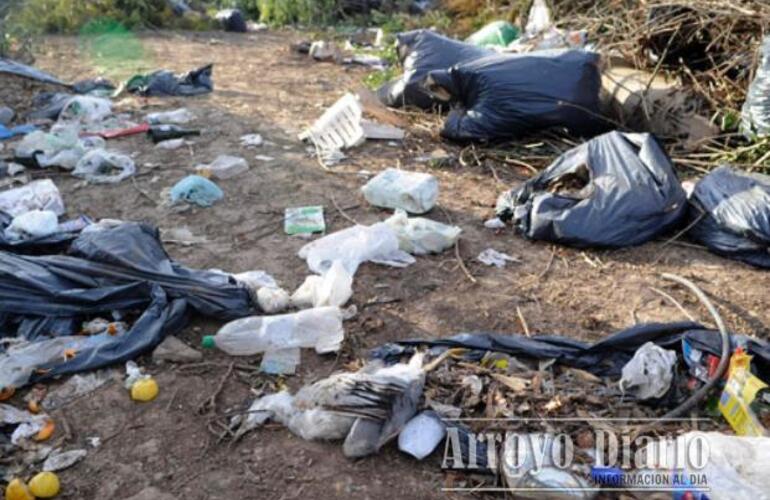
[[130, 377, 159, 402], [28, 472, 60, 498], [4, 478, 33, 500]]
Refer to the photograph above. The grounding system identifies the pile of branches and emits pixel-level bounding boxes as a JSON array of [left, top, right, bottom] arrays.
[[554, 0, 769, 124]]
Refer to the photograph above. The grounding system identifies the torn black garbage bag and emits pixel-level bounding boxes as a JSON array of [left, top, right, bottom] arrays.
[[0, 58, 66, 85], [425, 49, 604, 142], [496, 131, 687, 247], [0, 222, 253, 389], [377, 30, 492, 109], [687, 165, 770, 268], [125, 64, 213, 97], [370, 321, 770, 379], [216, 9, 247, 33]]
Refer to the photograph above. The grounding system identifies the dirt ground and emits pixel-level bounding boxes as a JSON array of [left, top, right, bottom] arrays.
[[2, 29, 768, 499]]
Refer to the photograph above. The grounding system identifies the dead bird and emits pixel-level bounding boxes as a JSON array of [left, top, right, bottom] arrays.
[[235, 352, 429, 457]]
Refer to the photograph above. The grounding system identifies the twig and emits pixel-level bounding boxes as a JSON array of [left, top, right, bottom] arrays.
[[197, 361, 234, 415], [538, 246, 556, 279], [516, 306, 531, 337], [454, 239, 477, 284], [649, 287, 697, 322], [330, 195, 359, 225], [131, 177, 156, 204]]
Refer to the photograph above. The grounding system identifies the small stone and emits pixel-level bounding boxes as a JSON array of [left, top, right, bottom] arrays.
[[152, 336, 203, 363], [0, 107, 15, 126]]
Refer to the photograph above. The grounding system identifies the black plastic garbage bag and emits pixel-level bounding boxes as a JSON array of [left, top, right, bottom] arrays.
[[371, 321, 770, 379], [687, 165, 770, 268], [0, 58, 65, 85], [72, 77, 116, 96], [216, 9, 247, 33], [496, 131, 687, 247], [125, 64, 214, 97], [424, 49, 604, 142], [377, 30, 492, 109], [0, 222, 253, 387], [26, 92, 73, 121]]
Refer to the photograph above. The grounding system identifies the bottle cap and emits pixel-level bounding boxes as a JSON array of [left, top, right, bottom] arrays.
[[201, 335, 215, 349]]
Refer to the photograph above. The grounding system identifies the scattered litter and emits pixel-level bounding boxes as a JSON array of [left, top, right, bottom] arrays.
[[718, 348, 767, 436], [72, 77, 115, 96], [496, 131, 687, 247], [742, 35, 770, 137], [466, 20, 519, 48], [377, 30, 491, 109], [254, 155, 274, 162], [601, 65, 717, 148], [0, 124, 36, 140], [256, 286, 291, 314], [239, 133, 263, 148], [125, 361, 159, 402], [477, 248, 519, 268], [155, 138, 187, 150], [42, 449, 87, 472], [385, 209, 460, 254], [0, 179, 64, 217], [425, 50, 603, 141], [125, 64, 213, 97], [15, 125, 105, 169], [146, 108, 194, 125], [397, 411, 446, 460], [302, 93, 364, 155], [284, 206, 325, 235], [58, 96, 112, 124], [152, 336, 203, 364], [260, 348, 300, 375], [195, 154, 249, 179], [238, 353, 424, 456], [43, 371, 114, 410], [148, 124, 200, 143], [483, 217, 506, 230], [5, 210, 58, 241], [640, 432, 770, 499], [309, 41, 342, 62], [72, 149, 136, 184], [233, 270, 279, 292], [169, 175, 223, 207], [298, 222, 415, 275], [203, 306, 344, 358], [361, 168, 438, 214], [0, 222, 251, 389], [161, 226, 207, 246], [5, 478, 34, 500], [28, 471, 60, 498], [291, 260, 353, 309], [0, 58, 64, 85], [619, 342, 677, 400], [688, 166, 770, 268]]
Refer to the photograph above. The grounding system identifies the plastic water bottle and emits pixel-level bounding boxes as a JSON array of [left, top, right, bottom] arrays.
[[202, 307, 344, 355]]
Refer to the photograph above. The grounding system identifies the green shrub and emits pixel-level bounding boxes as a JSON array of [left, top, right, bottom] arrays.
[[257, 0, 341, 26], [7, 0, 216, 34]]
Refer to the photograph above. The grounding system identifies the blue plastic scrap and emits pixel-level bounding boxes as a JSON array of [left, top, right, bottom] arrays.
[[170, 175, 224, 207]]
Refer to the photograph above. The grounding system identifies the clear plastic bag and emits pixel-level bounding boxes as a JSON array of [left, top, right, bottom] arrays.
[[72, 149, 136, 184]]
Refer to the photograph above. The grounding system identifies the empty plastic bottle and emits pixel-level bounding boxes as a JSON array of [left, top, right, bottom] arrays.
[[202, 306, 344, 355]]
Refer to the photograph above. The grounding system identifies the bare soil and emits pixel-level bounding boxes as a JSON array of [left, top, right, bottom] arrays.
[[1, 29, 768, 499]]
